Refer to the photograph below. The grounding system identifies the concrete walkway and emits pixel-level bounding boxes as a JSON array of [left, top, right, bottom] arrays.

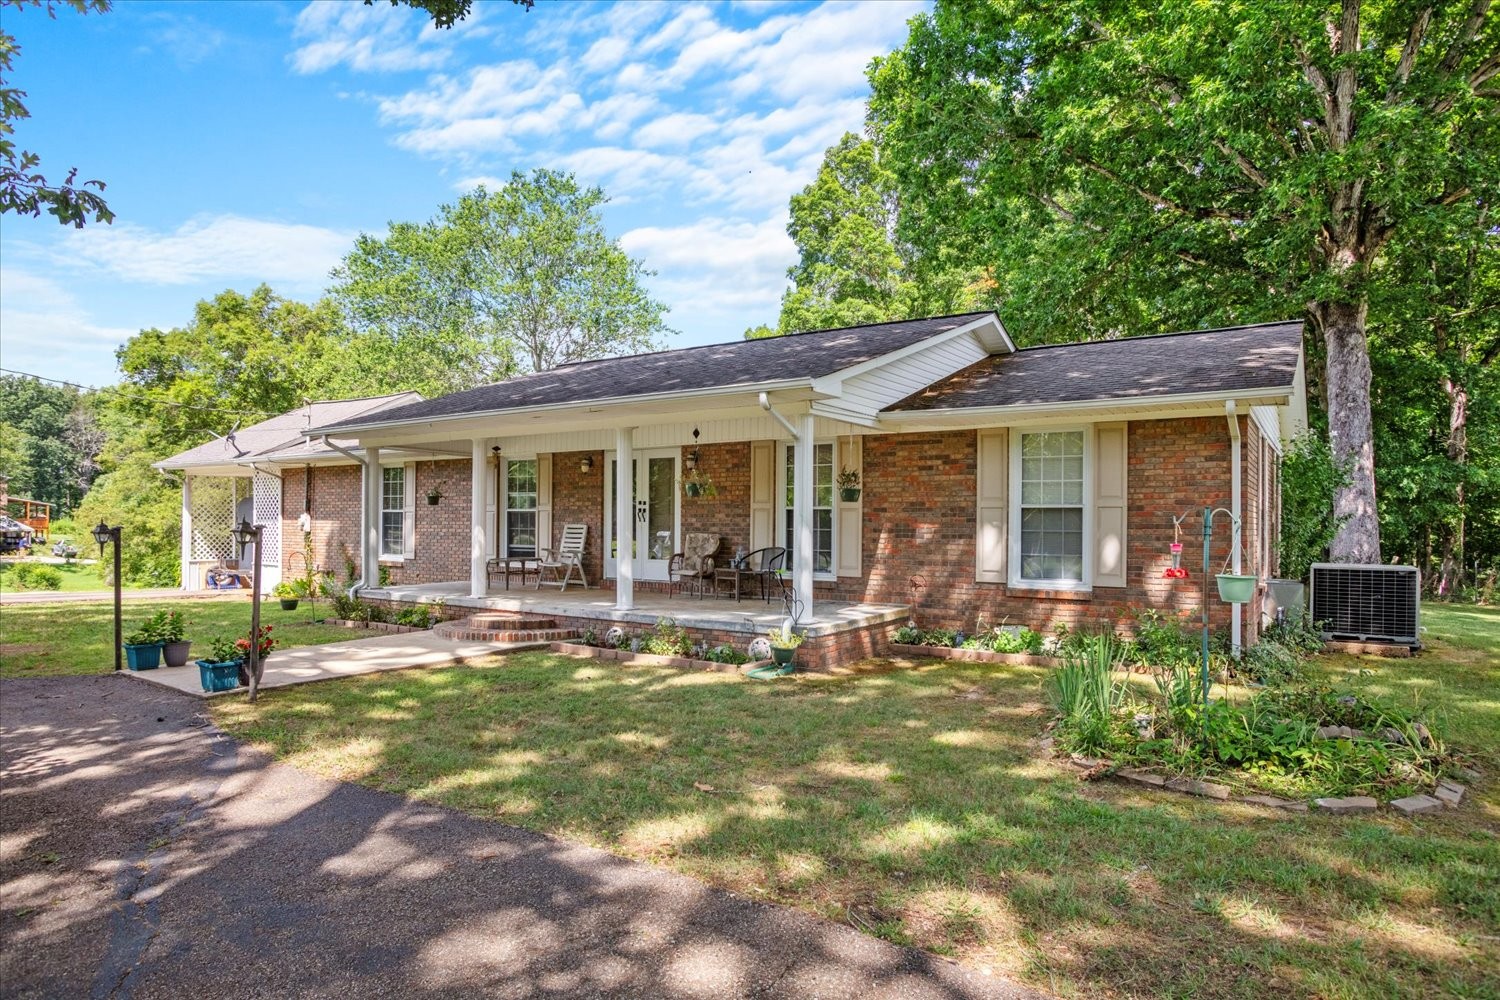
[[0, 675, 1040, 999], [124, 629, 540, 698], [0, 588, 240, 606]]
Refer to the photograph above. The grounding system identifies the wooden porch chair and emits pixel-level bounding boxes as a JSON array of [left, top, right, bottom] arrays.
[[668, 533, 721, 599], [536, 524, 589, 591]]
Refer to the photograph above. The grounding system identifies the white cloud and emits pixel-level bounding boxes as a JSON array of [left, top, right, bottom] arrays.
[[290, 0, 481, 74], [0, 272, 141, 380], [52, 215, 356, 290], [622, 215, 793, 314]]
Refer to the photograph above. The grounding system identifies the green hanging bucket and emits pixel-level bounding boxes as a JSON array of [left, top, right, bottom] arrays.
[[1215, 574, 1257, 604]]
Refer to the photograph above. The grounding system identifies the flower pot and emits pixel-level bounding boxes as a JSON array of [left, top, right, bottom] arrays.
[[123, 643, 162, 671], [770, 646, 796, 667], [162, 640, 192, 668], [1215, 573, 1257, 604], [426, 494, 441, 505], [279, 599, 299, 611], [839, 487, 861, 503], [684, 482, 702, 498], [196, 659, 241, 693]]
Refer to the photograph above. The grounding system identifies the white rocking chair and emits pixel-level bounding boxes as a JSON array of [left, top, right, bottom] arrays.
[[536, 523, 589, 591]]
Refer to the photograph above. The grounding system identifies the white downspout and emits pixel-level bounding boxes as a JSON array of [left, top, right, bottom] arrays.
[[318, 436, 377, 597], [1226, 401, 1242, 656]]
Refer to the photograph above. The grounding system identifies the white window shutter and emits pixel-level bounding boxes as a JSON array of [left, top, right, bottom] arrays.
[[1093, 423, 1127, 587], [836, 436, 862, 577], [485, 452, 498, 559], [975, 429, 1007, 583], [750, 440, 775, 551], [402, 463, 416, 559], [536, 454, 553, 557]]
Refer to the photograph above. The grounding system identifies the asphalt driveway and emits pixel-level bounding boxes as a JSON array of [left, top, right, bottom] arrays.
[[1, 676, 1040, 999]]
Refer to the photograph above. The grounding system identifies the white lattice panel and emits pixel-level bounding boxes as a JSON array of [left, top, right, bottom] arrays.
[[189, 477, 242, 561], [253, 473, 281, 566]]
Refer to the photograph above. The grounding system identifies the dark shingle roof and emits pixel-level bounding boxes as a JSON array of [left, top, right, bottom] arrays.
[[317, 313, 996, 431], [886, 321, 1303, 412], [156, 393, 422, 469]]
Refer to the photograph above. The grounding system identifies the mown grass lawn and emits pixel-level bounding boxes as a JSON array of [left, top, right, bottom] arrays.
[[0, 598, 357, 678], [212, 603, 1499, 999]]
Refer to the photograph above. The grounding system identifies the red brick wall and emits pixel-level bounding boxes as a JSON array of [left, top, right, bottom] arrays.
[[552, 451, 606, 585], [281, 465, 362, 582], [680, 442, 751, 563], [390, 459, 470, 586]]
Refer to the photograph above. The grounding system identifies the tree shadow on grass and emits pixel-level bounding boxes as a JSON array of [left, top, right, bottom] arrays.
[[1, 674, 1031, 999]]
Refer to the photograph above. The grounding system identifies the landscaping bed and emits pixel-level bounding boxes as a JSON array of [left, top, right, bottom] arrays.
[[551, 640, 773, 674], [888, 642, 1061, 667], [326, 618, 433, 635]]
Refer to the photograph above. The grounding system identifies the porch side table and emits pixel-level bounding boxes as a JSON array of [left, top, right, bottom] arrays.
[[490, 556, 540, 591]]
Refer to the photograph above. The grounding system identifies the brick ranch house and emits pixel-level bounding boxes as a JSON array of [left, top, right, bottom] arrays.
[[157, 313, 1307, 668]]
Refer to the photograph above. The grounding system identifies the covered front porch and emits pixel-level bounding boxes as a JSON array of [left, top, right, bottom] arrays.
[[363, 580, 908, 669]]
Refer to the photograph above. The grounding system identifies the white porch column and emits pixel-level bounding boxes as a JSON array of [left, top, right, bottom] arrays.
[[180, 476, 193, 591], [470, 438, 489, 598], [362, 446, 381, 588], [793, 412, 816, 624], [615, 425, 635, 611]]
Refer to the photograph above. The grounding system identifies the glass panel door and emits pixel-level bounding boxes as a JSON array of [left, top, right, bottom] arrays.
[[604, 451, 678, 580]]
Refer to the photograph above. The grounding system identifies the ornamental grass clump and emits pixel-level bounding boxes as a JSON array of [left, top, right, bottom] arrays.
[[1045, 635, 1130, 755]]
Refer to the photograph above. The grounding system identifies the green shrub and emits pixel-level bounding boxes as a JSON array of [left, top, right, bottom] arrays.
[[892, 625, 922, 644], [642, 618, 693, 656], [1277, 433, 1351, 582], [992, 626, 1044, 655], [700, 643, 749, 665], [1238, 639, 1303, 685], [6, 563, 62, 591], [1260, 611, 1325, 654], [393, 606, 435, 628], [922, 627, 957, 647], [366, 604, 390, 624]]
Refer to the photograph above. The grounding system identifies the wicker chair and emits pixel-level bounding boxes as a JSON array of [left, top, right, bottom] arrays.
[[668, 533, 721, 598]]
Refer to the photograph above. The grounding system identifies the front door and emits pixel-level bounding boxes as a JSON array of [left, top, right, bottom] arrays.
[[604, 450, 679, 581]]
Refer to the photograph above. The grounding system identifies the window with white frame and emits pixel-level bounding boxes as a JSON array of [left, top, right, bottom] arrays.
[[505, 459, 538, 557], [1015, 430, 1087, 585], [782, 442, 834, 574], [380, 466, 405, 557]]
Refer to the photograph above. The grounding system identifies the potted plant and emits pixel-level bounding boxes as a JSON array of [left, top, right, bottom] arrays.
[[837, 468, 861, 502], [426, 484, 444, 505], [234, 624, 277, 686], [681, 469, 718, 499], [122, 619, 164, 671], [766, 623, 804, 668], [272, 581, 300, 610], [159, 610, 191, 667], [196, 636, 242, 693]]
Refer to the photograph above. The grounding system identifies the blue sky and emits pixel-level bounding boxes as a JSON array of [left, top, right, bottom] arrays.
[[0, 0, 922, 389]]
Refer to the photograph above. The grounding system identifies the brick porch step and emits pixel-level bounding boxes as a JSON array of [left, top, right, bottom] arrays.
[[433, 614, 576, 644]]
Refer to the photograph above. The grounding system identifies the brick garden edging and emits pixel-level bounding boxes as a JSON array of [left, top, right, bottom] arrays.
[[888, 642, 1063, 668], [326, 619, 432, 635], [551, 641, 774, 676]]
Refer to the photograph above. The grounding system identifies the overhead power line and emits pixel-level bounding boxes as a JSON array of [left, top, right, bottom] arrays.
[[0, 367, 277, 418]]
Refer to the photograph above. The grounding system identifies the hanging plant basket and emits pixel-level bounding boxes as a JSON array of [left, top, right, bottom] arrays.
[[839, 487, 861, 503], [684, 481, 702, 498], [1215, 574, 1257, 604]]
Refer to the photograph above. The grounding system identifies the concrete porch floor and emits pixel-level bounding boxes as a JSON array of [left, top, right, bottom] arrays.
[[124, 630, 538, 699], [366, 581, 909, 638]]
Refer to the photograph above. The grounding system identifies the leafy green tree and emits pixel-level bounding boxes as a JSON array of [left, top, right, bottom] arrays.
[[1278, 434, 1351, 583], [74, 454, 181, 586], [0, 374, 96, 510], [869, 0, 1499, 564], [331, 170, 669, 377], [0, 0, 113, 227], [113, 285, 350, 456]]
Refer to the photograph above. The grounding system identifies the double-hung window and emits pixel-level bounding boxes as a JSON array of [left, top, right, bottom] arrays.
[[1015, 430, 1087, 586], [782, 442, 834, 574], [505, 459, 538, 557], [380, 467, 405, 557]]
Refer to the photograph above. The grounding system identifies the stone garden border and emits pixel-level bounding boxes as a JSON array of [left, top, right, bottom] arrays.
[[888, 642, 1063, 668], [1058, 751, 1466, 814], [551, 641, 774, 676]]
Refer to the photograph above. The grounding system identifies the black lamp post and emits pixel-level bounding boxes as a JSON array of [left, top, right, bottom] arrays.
[[231, 518, 265, 701], [92, 521, 122, 673]]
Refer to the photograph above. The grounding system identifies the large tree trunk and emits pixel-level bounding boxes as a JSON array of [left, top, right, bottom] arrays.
[[1315, 299, 1382, 564], [1436, 376, 1467, 596]]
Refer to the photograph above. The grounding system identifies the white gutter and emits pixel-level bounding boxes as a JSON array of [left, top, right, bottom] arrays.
[[1226, 401, 1242, 656], [759, 392, 800, 437], [878, 385, 1295, 423]]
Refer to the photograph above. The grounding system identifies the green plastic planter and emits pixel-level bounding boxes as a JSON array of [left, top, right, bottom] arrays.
[[1215, 574, 1257, 604], [196, 659, 241, 693], [279, 599, 299, 611], [123, 643, 162, 671]]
